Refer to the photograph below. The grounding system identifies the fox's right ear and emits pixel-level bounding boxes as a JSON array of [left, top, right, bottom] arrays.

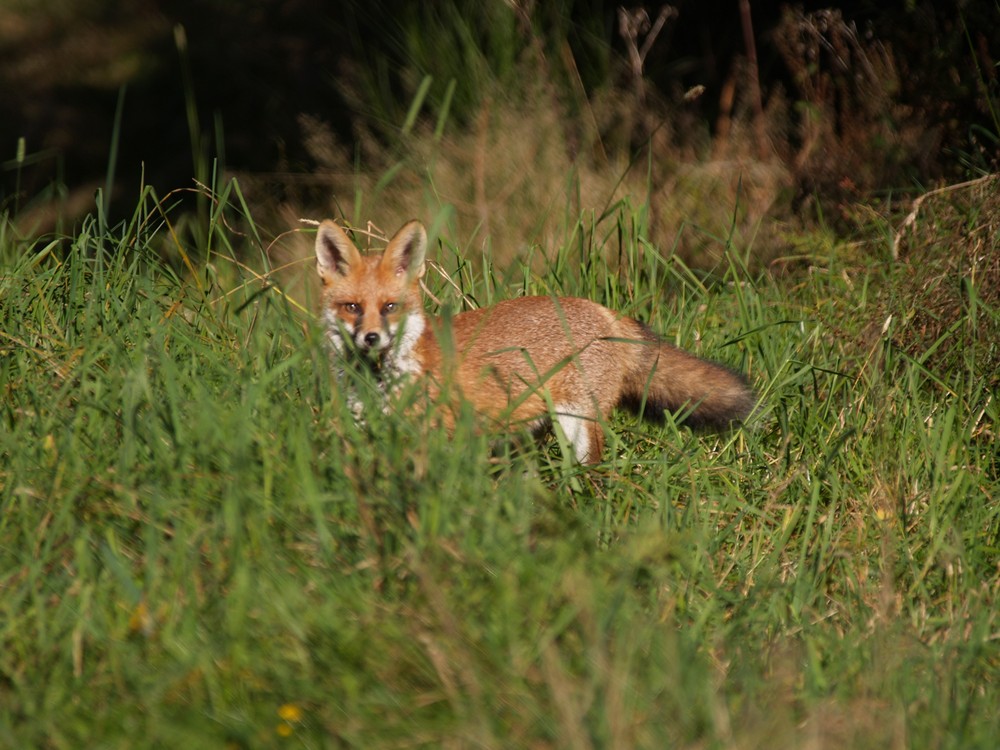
[[315, 221, 361, 281]]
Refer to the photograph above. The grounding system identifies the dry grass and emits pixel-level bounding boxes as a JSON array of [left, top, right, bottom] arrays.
[[873, 174, 1000, 387], [244, 65, 797, 279], [772, 8, 938, 201], [242, 7, 947, 278]]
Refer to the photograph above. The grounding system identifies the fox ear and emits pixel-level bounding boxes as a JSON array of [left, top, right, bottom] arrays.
[[315, 221, 361, 280], [381, 220, 427, 280]]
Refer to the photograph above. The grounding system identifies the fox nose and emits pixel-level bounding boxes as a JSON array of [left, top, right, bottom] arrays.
[[363, 332, 381, 348]]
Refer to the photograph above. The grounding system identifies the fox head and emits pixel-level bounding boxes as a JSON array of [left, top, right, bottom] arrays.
[[315, 220, 428, 365]]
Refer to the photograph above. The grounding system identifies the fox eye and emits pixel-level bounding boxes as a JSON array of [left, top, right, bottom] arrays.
[[342, 302, 361, 315], [382, 302, 397, 314]]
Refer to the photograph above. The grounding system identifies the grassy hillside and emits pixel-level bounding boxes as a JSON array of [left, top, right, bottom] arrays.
[[1, 185, 997, 748]]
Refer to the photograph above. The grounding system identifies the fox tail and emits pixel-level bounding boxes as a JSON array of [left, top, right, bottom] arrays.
[[620, 321, 755, 428]]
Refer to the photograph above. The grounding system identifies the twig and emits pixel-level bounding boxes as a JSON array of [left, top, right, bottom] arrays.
[[891, 173, 998, 259], [618, 5, 677, 101], [738, 0, 767, 159]]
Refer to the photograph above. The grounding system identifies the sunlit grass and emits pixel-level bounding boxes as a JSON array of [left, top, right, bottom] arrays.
[[1, 183, 997, 748]]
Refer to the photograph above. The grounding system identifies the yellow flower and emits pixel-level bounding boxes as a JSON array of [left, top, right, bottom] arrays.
[[276, 723, 294, 737], [128, 600, 155, 637], [277, 703, 303, 723]]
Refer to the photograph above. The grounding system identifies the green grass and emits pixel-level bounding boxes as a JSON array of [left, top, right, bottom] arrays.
[[1, 186, 998, 749]]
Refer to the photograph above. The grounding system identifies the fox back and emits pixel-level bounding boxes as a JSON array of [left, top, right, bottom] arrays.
[[315, 219, 755, 463]]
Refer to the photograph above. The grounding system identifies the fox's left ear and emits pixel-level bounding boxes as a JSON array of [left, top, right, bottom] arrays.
[[381, 220, 427, 280]]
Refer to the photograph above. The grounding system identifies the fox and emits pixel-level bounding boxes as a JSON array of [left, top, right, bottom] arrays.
[[315, 219, 754, 464]]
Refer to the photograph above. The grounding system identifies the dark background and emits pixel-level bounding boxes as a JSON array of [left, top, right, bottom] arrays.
[[1, 0, 997, 225]]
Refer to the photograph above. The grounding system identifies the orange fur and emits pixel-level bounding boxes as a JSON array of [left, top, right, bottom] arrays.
[[316, 219, 754, 463]]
